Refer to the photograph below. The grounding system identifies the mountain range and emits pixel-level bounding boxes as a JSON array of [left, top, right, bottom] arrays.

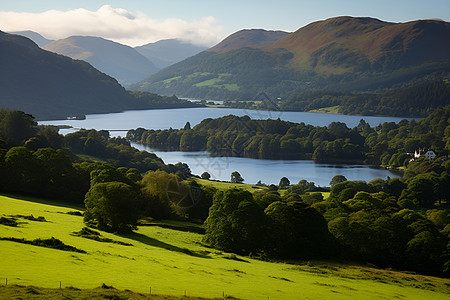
[[43, 36, 159, 86], [135, 39, 207, 69], [131, 17, 450, 101], [9, 30, 53, 47], [11, 31, 208, 86], [0, 31, 197, 120]]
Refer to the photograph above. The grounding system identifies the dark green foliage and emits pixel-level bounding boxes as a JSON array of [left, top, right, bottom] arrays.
[[64, 129, 166, 173], [0, 216, 18, 227], [9, 215, 46, 222], [0, 237, 86, 253], [230, 171, 244, 183], [330, 175, 347, 187], [265, 201, 335, 259], [128, 105, 449, 165], [72, 227, 133, 246], [128, 115, 365, 163], [281, 81, 450, 117], [204, 188, 265, 254], [84, 182, 140, 233], [279, 177, 290, 188], [322, 157, 450, 276], [201, 171, 211, 180], [0, 109, 37, 146]]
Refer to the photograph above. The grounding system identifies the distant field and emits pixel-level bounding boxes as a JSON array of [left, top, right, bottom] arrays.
[[195, 178, 268, 193], [1, 194, 449, 299], [195, 179, 330, 199], [308, 106, 342, 114]]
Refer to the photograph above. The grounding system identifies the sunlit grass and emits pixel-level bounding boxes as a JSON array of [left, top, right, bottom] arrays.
[[308, 105, 342, 114], [194, 178, 268, 194], [0, 194, 449, 299]]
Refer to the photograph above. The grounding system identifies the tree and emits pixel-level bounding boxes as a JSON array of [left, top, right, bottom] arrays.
[[84, 181, 140, 232], [330, 175, 347, 187], [203, 188, 264, 254], [184, 121, 191, 130], [265, 201, 335, 259], [201, 171, 211, 180], [0, 109, 37, 146], [230, 171, 244, 183], [279, 177, 290, 188]]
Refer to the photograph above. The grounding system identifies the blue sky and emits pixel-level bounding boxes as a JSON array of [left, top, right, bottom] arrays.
[[1, 0, 449, 46]]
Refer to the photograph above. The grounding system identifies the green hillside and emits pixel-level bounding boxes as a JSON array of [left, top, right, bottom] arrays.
[[132, 17, 450, 106], [1, 194, 449, 299]]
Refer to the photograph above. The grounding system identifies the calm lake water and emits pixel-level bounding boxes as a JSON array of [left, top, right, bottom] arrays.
[[40, 107, 414, 136], [40, 107, 411, 186], [131, 143, 401, 186]]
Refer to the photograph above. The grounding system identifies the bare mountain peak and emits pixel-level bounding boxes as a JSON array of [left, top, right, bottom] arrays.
[[207, 28, 290, 54]]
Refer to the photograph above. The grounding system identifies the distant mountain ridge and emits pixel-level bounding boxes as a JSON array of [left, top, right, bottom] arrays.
[[132, 17, 450, 101], [43, 36, 159, 85], [135, 39, 207, 69], [0, 31, 160, 120], [9, 30, 53, 47]]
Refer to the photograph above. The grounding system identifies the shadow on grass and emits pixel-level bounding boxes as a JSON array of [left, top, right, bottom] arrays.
[[118, 232, 210, 259], [0, 193, 84, 211]]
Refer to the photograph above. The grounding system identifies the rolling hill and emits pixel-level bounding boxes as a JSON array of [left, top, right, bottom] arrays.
[[135, 39, 207, 69], [43, 36, 159, 85], [1, 194, 449, 299], [0, 31, 162, 120], [132, 17, 450, 102]]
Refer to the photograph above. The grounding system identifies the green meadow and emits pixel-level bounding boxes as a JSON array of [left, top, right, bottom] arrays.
[[1, 194, 449, 299]]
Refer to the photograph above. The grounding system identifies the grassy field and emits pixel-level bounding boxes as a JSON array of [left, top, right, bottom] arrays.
[[195, 178, 268, 194], [308, 106, 342, 114], [194, 179, 330, 199], [1, 194, 449, 299]]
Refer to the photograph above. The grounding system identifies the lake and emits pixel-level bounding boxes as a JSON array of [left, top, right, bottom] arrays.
[[40, 107, 411, 186], [40, 107, 414, 136], [131, 143, 401, 186]]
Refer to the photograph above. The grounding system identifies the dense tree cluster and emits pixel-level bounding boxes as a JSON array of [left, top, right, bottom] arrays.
[[128, 105, 450, 165], [0, 109, 213, 231], [203, 188, 336, 258], [310, 158, 450, 276], [281, 81, 450, 117], [204, 156, 449, 275]]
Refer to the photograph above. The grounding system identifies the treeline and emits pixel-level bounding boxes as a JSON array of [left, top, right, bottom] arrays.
[[280, 80, 450, 117], [0, 109, 194, 203], [204, 157, 450, 276], [128, 105, 449, 164], [128, 91, 204, 110]]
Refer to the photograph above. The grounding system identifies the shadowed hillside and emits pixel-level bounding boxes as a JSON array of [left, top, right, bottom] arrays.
[[43, 36, 159, 85], [0, 31, 163, 120]]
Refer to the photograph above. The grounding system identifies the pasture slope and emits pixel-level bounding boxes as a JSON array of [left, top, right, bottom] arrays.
[[0, 194, 449, 299]]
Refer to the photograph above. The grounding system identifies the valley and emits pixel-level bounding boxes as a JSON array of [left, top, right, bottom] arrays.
[[1, 3, 450, 299], [1, 194, 448, 299]]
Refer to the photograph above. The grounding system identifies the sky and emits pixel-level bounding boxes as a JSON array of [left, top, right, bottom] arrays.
[[0, 0, 449, 47]]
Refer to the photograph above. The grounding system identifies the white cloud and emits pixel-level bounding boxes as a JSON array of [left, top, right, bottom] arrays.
[[0, 5, 223, 47]]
